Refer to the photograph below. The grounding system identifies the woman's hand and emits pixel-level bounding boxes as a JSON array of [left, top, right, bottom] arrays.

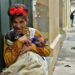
[[18, 36, 32, 55], [19, 44, 32, 55], [18, 36, 31, 44]]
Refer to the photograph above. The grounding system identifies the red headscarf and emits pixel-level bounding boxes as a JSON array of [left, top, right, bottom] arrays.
[[9, 6, 28, 19]]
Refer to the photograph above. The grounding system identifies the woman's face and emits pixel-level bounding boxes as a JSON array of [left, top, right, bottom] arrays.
[[12, 16, 27, 34]]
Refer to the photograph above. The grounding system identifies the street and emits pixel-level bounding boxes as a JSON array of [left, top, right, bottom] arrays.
[[53, 27, 75, 75]]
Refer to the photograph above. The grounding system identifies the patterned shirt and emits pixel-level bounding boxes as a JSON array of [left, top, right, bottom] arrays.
[[4, 27, 50, 67]]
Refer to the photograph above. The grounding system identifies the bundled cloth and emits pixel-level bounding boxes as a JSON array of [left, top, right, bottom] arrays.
[[1, 51, 48, 75]]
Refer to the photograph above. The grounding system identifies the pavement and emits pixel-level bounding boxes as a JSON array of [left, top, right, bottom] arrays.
[[52, 27, 75, 75]]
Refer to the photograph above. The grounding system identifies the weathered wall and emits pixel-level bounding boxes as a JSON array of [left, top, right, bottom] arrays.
[[49, 0, 59, 44], [59, 0, 63, 28], [66, 0, 71, 28], [63, 0, 67, 29], [59, 0, 67, 32], [33, 0, 49, 40], [59, 0, 66, 33]]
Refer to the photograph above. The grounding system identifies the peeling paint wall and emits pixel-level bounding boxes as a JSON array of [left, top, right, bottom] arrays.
[[33, 0, 49, 40], [35, 3, 49, 32]]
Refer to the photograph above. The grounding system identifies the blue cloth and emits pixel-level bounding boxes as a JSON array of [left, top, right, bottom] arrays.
[[32, 36, 46, 47]]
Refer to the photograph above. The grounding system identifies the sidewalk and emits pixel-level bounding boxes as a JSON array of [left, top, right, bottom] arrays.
[[52, 27, 75, 75]]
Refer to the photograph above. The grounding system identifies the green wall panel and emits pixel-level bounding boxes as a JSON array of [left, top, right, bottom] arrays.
[[0, 0, 10, 72], [23, 0, 33, 27], [17, 0, 23, 4], [0, 1, 4, 73]]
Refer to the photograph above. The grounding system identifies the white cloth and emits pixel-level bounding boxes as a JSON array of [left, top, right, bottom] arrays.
[[29, 28, 35, 39], [1, 52, 48, 75]]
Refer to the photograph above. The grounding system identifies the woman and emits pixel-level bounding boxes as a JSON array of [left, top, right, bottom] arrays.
[[1, 4, 50, 75]]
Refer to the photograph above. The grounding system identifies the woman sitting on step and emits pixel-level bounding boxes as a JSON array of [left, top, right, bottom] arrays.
[[1, 4, 51, 75]]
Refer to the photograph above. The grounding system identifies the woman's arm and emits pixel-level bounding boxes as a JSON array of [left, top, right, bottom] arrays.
[[32, 44, 50, 57], [4, 37, 23, 67], [32, 29, 51, 57]]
